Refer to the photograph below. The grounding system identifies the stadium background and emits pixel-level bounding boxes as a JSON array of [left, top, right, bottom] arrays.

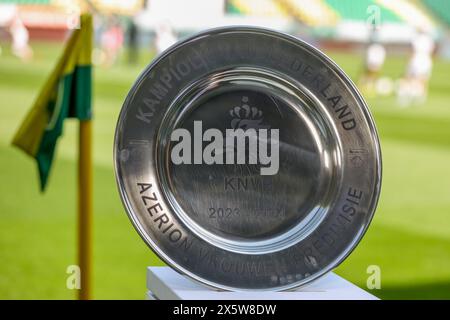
[[0, 0, 450, 299]]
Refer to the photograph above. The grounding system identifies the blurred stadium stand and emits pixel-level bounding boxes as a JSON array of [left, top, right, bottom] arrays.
[[0, 0, 448, 52], [0, 0, 143, 40], [422, 0, 450, 26]]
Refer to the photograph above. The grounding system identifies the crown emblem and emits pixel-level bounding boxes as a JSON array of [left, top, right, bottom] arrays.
[[229, 96, 269, 130]]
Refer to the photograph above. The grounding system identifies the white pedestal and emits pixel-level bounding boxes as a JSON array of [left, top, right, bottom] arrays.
[[146, 266, 378, 300]]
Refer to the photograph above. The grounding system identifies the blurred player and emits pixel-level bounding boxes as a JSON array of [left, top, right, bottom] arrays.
[[101, 16, 124, 67], [155, 21, 177, 54], [127, 18, 139, 65], [359, 33, 386, 97], [9, 16, 33, 61], [397, 30, 435, 106]]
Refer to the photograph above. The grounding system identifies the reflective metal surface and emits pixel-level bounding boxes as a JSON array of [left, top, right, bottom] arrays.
[[114, 27, 382, 291]]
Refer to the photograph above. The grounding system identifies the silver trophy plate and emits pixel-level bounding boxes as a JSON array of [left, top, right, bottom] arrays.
[[114, 27, 382, 291]]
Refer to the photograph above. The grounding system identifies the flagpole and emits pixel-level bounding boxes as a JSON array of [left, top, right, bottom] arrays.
[[78, 119, 93, 300]]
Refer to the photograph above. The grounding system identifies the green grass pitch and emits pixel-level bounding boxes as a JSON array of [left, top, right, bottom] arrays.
[[0, 42, 450, 299]]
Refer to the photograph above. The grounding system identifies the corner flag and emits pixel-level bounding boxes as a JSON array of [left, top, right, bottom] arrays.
[[12, 14, 93, 190]]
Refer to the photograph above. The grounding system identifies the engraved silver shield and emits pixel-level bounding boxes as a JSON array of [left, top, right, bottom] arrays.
[[114, 27, 382, 291]]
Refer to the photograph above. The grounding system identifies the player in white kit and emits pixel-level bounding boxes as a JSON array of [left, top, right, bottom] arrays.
[[397, 30, 435, 106]]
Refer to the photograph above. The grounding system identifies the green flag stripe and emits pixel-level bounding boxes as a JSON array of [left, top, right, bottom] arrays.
[[68, 65, 92, 120], [35, 65, 91, 190]]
